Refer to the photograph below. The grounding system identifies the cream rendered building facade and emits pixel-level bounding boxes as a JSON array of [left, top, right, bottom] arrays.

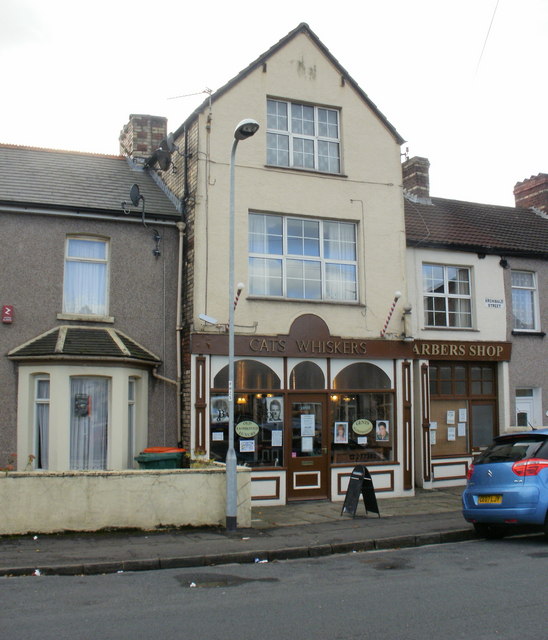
[[145, 24, 415, 504]]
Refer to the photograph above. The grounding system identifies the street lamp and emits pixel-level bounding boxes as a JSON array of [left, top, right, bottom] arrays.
[[226, 118, 259, 532]]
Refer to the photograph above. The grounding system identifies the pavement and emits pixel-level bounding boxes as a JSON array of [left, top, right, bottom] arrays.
[[0, 487, 474, 577]]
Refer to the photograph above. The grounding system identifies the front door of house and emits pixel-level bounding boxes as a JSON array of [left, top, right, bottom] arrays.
[[286, 394, 329, 500]]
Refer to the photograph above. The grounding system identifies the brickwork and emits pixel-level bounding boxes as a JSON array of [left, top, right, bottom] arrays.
[[514, 173, 548, 214], [402, 156, 430, 200], [119, 114, 168, 159]]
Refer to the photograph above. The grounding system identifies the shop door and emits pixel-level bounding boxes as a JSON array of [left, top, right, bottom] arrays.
[[287, 394, 329, 500]]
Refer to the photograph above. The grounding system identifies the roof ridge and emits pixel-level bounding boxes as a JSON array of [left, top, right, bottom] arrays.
[[0, 142, 122, 159]]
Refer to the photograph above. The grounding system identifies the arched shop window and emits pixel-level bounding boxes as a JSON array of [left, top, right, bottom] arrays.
[[211, 360, 282, 468], [213, 360, 281, 389], [331, 363, 394, 465], [333, 362, 391, 390], [289, 361, 325, 389]]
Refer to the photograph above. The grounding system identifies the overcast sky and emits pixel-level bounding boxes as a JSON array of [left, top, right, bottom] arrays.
[[1, 0, 546, 206]]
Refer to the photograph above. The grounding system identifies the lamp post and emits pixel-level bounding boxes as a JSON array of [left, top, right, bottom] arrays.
[[226, 118, 259, 532]]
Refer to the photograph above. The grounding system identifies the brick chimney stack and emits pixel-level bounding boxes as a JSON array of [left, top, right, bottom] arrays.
[[119, 114, 167, 160], [513, 173, 548, 214], [402, 156, 430, 202]]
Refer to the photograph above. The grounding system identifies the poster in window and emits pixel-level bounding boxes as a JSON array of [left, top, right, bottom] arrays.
[[272, 430, 283, 447], [334, 422, 348, 443], [375, 421, 389, 441], [240, 439, 255, 453], [266, 397, 283, 423], [447, 410, 456, 424], [211, 396, 229, 423]]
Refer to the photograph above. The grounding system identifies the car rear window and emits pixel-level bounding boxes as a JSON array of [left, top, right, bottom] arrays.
[[476, 435, 548, 465]]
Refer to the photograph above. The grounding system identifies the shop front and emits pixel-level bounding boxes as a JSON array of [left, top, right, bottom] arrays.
[[412, 340, 511, 488], [191, 315, 413, 504]]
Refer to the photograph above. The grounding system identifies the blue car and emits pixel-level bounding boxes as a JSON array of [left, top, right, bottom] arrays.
[[462, 428, 548, 539]]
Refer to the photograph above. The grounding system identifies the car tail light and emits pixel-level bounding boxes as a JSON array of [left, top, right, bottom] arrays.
[[512, 458, 548, 476], [466, 463, 474, 480]]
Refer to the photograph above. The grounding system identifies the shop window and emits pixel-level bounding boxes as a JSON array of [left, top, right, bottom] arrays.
[[429, 364, 466, 396], [471, 366, 493, 395], [330, 392, 394, 464], [209, 393, 283, 468], [333, 362, 391, 390], [289, 362, 325, 389], [428, 362, 496, 456], [213, 360, 281, 390]]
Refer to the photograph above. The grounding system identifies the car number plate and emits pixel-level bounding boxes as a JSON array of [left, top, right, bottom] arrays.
[[478, 495, 502, 504]]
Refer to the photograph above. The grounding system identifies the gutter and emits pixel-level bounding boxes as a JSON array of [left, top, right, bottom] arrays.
[[0, 204, 179, 226]]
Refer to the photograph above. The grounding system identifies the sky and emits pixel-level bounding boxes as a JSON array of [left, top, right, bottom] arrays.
[[1, 0, 546, 207]]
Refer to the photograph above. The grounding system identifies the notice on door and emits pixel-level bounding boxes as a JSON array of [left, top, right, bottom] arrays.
[[300, 414, 315, 436]]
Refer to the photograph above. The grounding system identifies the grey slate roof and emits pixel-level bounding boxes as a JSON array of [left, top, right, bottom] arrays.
[[0, 144, 180, 220], [405, 195, 548, 259], [8, 326, 161, 365]]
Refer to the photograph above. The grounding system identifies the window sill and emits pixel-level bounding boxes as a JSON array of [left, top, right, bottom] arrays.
[[57, 313, 114, 324], [247, 295, 363, 308], [422, 326, 478, 332], [511, 330, 545, 337], [264, 164, 347, 179]]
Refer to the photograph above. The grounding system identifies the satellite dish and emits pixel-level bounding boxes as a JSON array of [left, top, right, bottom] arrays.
[[156, 149, 171, 172], [130, 184, 142, 207], [166, 133, 178, 152]]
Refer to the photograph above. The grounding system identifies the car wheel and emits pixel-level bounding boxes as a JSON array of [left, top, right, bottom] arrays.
[[544, 514, 548, 540], [473, 522, 506, 539]]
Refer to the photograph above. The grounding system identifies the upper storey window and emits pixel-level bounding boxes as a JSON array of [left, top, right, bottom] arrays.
[[423, 263, 472, 328], [267, 99, 340, 173], [63, 237, 109, 317], [249, 213, 357, 301], [511, 270, 539, 331]]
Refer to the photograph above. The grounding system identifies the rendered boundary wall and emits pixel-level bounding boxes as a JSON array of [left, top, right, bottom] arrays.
[[0, 466, 251, 535]]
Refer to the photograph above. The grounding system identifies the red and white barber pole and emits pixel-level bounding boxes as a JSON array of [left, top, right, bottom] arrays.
[[380, 292, 401, 338], [233, 283, 245, 310]]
